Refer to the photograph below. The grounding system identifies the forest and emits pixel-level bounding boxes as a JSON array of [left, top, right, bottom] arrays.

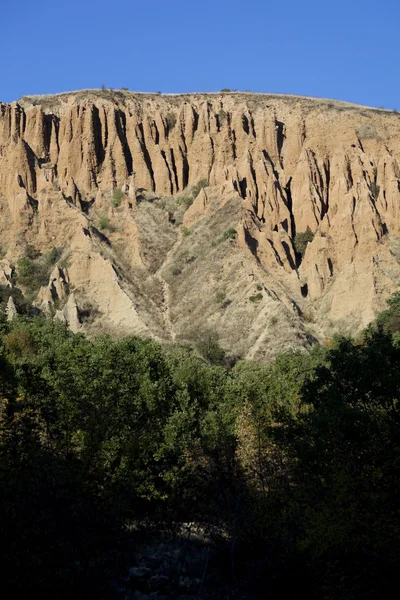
[[1, 292, 400, 599]]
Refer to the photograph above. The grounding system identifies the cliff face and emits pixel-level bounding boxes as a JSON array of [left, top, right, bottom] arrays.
[[1, 89, 400, 359]]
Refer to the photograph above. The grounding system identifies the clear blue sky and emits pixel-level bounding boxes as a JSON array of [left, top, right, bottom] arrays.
[[1, 0, 399, 108]]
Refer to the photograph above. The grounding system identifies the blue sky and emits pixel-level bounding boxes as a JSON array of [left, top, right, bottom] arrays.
[[1, 0, 399, 108]]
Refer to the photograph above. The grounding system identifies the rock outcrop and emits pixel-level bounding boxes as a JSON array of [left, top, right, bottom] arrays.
[[1, 89, 400, 358], [6, 296, 17, 321]]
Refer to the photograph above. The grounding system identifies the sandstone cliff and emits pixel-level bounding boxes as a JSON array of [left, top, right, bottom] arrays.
[[1, 89, 400, 359]]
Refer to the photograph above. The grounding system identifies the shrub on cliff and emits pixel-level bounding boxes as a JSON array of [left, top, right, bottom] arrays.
[[166, 112, 177, 131], [294, 226, 314, 256]]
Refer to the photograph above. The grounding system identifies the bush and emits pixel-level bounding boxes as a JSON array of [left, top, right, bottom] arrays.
[[17, 257, 35, 279], [294, 226, 314, 256], [25, 244, 40, 260], [0, 285, 30, 315], [16, 257, 50, 293], [5, 327, 36, 358], [181, 227, 190, 237], [217, 109, 226, 126], [249, 293, 263, 303], [191, 179, 209, 199], [376, 291, 400, 334], [166, 113, 177, 131], [193, 330, 226, 365], [14, 245, 61, 297], [171, 180, 209, 217], [46, 247, 60, 266], [177, 194, 194, 210], [371, 181, 380, 200], [111, 188, 123, 207], [215, 291, 226, 304], [213, 228, 237, 247], [98, 216, 114, 232]]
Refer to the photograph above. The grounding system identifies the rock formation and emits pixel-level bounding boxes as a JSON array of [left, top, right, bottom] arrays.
[[6, 296, 17, 321], [1, 89, 400, 359]]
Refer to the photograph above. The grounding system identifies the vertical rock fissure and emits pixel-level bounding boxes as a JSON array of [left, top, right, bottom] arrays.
[[115, 110, 133, 176], [267, 238, 284, 266], [23, 140, 38, 195], [231, 127, 237, 160], [161, 150, 173, 195], [242, 114, 250, 135], [152, 120, 160, 145], [345, 157, 353, 191], [323, 157, 331, 222], [285, 176, 296, 240], [275, 120, 285, 166], [192, 108, 199, 137], [180, 147, 189, 189], [43, 114, 53, 157], [169, 148, 179, 193], [239, 177, 247, 199], [135, 123, 155, 191], [208, 136, 215, 182], [92, 106, 105, 168], [249, 112, 256, 138], [351, 196, 359, 245], [248, 153, 259, 203]]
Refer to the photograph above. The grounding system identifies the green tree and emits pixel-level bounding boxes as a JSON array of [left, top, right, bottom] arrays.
[[284, 331, 400, 597], [376, 290, 400, 334]]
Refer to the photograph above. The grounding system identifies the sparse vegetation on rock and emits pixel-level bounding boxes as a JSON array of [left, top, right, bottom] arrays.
[[181, 226, 190, 237], [111, 187, 123, 207], [249, 292, 263, 302], [98, 215, 114, 232], [212, 228, 237, 247]]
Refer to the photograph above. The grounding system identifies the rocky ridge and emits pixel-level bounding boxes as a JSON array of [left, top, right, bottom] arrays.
[[1, 89, 400, 359]]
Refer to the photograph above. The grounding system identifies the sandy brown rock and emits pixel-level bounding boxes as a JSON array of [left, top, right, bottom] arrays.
[[0, 260, 12, 287], [6, 296, 17, 321], [1, 90, 400, 358]]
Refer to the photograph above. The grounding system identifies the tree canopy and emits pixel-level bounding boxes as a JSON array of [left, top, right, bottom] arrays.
[[0, 302, 400, 598]]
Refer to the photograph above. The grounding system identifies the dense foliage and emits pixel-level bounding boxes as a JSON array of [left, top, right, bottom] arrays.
[[0, 300, 400, 598]]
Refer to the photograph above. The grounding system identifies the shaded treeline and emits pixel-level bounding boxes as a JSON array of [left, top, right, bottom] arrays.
[[1, 295, 400, 598]]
